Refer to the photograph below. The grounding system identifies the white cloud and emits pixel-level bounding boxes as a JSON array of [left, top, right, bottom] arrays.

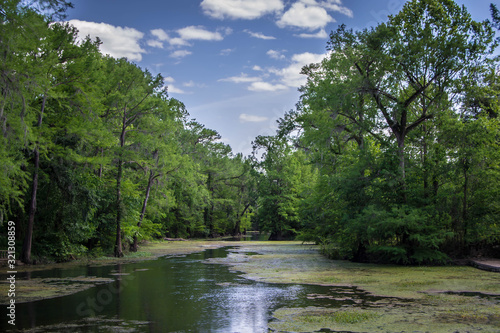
[[295, 29, 328, 39], [163, 76, 186, 94], [147, 39, 163, 48], [248, 81, 288, 92], [170, 50, 192, 58], [68, 20, 145, 61], [167, 85, 187, 94], [244, 30, 276, 40], [219, 73, 261, 83], [267, 49, 286, 60], [151, 28, 169, 41], [277, 2, 334, 31], [169, 37, 192, 47], [272, 52, 326, 87], [322, 0, 353, 18], [239, 113, 269, 123], [149, 26, 230, 48], [228, 52, 325, 92], [177, 25, 226, 41], [201, 0, 284, 20]]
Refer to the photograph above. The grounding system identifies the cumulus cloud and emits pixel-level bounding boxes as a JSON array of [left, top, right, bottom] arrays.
[[147, 39, 163, 48], [272, 52, 326, 87], [267, 49, 286, 60], [177, 25, 226, 41], [295, 29, 328, 39], [224, 52, 325, 92], [68, 19, 145, 61], [164, 77, 187, 94], [239, 113, 269, 123], [170, 50, 192, 58], [201, 0, 284, 20], [151, 28, 169, 41], [148, 26, 230, 48], [167, 85, 187, 94], [244, 30, 276, 40], [322, 0, 353, 18], [277, 2, 334, 31], [248, 81, 288, 92]]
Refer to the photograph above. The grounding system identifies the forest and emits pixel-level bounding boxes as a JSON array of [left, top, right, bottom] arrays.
[[1, 0, 499, 265]]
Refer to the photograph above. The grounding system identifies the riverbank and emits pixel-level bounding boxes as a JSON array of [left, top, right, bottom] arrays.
[[2, 240, 500, 332]]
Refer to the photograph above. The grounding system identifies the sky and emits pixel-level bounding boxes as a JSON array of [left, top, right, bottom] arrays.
[[64, 0, 494, 157]]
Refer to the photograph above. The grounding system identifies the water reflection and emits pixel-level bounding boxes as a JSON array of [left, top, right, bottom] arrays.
[[1, 247, 395, 332]]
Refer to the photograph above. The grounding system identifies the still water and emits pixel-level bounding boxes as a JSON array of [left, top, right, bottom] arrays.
[[1, 247, 388, 332]]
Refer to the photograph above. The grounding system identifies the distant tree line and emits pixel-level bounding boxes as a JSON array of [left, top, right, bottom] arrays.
[[1, 0, 499, 265]]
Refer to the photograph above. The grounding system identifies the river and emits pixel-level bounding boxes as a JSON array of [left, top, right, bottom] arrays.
[[1, 246, 393, 332]]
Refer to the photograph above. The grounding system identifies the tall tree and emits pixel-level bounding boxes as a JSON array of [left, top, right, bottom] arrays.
[[324, 0, 494, 200], [129, 98, 186, 252], [96, 57, 165, 257], [19, 20, 98, 263]]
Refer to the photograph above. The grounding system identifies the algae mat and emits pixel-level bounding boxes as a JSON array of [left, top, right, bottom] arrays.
[[208, 242, 500, 332]]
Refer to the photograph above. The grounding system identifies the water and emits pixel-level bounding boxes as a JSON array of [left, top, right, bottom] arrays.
[[1, 247, 393, 332]]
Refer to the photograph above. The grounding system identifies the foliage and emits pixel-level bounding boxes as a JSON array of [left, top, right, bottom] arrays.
[[262, 0, 500, 264], [0, 1, 256, 261]]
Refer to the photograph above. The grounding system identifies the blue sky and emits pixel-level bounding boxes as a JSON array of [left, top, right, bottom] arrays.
[[65, 0, 494, 156]]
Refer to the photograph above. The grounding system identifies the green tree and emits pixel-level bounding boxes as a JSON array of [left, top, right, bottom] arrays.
[[96, 57, 165, 257], [129, 97, 186, 252]]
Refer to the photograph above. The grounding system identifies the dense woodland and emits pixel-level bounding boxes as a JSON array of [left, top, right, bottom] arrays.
[[1, 0, 499, 265]]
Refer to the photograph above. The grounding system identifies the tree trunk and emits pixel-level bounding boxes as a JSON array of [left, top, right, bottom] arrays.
[[396, 134, 407, 203], [21, 94, 46, 264], [21, 148, 39, 264], [131, 170, 154, 252], [422, 124, 429, 199], [114, 112, 127, 258], [114, 156, 124, 257], [233, 202, 250, 236], [462, 159, 469, 244]]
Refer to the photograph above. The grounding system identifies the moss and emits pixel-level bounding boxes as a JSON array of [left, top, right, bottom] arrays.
[[0, 276, 114, 304], [211, 242, 500, 332], [270, 303, 500, 333]]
